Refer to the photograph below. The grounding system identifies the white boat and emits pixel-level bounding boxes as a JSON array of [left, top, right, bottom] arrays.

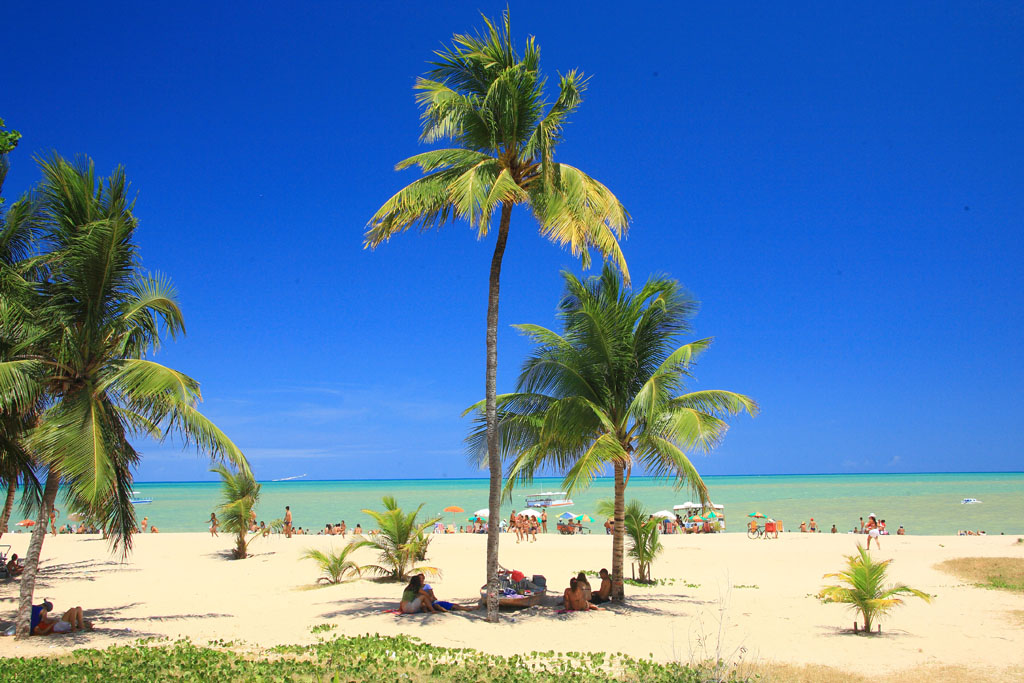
[[961, 498, 982, 505], [129, 491, 153, 505], [272, 474, 308, 482], [524, 492, 574, 509]]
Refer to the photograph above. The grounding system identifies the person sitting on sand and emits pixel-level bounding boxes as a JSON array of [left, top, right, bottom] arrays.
[[400, 574, 443, 614], [417, 574, 477, 612], [576, 572, 592, 602], [897, 525, 905, 535], [590, 568, 612, 604], [879, 519, 888, 535], [800, 521, 807, 533], [830, 524, 837, 534], [562, 578, 600, 611], [31, 600, 92, 635], [7, 553, 24, 577], [353, 524, 362, 535], [150, 526, 159, 533]]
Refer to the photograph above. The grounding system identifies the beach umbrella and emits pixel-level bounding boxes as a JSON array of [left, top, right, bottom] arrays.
[[689, 515, 708, 522], [472, 508, 490, 518], [558, 511, 575, 520], [520, 509, 541, 518], [748, 512, 767, 519], [575, 514, 594, 523], [651, 510, 675, 519], [443, 506, 464, 513], [16, 519, 34, 527]]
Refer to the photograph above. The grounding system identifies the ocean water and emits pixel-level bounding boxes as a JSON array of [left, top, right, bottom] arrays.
[[24, 472, 1024, 536]]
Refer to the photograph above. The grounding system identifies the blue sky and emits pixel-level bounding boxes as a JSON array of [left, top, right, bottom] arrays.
[[4, 2, 1022, 480]]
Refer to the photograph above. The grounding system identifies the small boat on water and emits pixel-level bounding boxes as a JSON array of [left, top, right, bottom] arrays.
[[129, 492, 153, 505], [961, 498, 982, 505], [524, 492, 573, 509], [272, 474, 308, 482]]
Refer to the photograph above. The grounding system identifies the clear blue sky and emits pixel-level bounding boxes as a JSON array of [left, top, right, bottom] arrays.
[[4, 2, 1022, 480]]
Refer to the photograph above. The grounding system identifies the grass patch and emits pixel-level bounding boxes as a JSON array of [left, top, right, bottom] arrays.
[[733, 584, 759, 590], [935, 557, 1024, 593], [574, 571, 696, 588], [2, 634, 755, 682]]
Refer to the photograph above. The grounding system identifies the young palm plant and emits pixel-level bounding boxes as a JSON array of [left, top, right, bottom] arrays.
[[597, 499, 663, 582], [353, 496, 440, 581], [212, 464, 276, 560], [0, 155, 249, 637], [819, 544, 932, 633], [466, 264, 758, 600], [303, 545, 362, 585], [365, 10, 629, 621]]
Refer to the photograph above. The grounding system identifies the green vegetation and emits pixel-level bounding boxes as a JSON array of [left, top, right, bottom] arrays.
[[0, 118, 19, 156], [597, 499, 663, 582], [0, 155, 248, 636], [936, 557, 1024, 593], [353, 496, 440, 580], [0, 635, 756, 682], [365, 9, 630, 621], [302, 544, 362, 584], [211, 464, 276, 559], [820, 544, 931, 633], [467, 264, 757, 600]]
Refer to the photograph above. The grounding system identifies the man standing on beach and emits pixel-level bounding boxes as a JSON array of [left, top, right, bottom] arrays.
[[284, 506, 292, 538], [541, 509, 548, 534]]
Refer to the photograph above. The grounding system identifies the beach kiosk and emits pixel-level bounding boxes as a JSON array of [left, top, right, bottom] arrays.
[[673, 502, 726, 532]]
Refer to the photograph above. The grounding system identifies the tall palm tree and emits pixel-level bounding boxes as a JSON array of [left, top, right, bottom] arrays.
[[0, 154, 249, 637], [467, 265, 758, 600], [365, 10, 629, 621], [0, 149, 42, 540]]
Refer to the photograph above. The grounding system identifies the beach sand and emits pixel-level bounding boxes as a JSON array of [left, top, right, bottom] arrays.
[[1, 531, 1022, 679]]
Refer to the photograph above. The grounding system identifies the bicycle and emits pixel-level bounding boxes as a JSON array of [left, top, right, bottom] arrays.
[[746, 524, 764, 539]]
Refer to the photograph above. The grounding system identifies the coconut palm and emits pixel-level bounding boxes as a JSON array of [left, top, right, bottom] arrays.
[[820, 544, 932, 633], [303, 544, 363, 585], [597, 499, 663, 582], [211, 463, 277, 560], [0, 154, 249, 637], [353, 496, 440, 581], [467, 264, 758, 600], [365, 10, 628, 621]]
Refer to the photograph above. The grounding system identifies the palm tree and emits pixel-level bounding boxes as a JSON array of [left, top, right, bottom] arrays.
[[467, 264, 758, 600], [0, 141, 42, 541], [364, 10, 629, 621], [303, 545, 362, 585], [211, 464, 276, 560], [597, 499, 663, 582], [0, 154, 249, 637], [353, 496, 440, 581], [820, 544, 932, 633]]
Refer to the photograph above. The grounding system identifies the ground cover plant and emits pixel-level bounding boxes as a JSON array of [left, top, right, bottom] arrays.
[[935, 557, 1024, 593], [1, 634, 757, 682]]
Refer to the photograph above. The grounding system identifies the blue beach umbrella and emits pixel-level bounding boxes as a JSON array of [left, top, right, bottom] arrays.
[[558, 512, 575, 520]]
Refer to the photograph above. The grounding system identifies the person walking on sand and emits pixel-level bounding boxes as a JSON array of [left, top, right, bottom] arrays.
[[209, 513, 219, 536], [865, 513, 881, 550], [50, 509, 59, 535], [859, 517, 865, 534], [284, 506, 292, 538], [141, 517, 148, 532], [541, 509, 548, 534], [809, 517, 817, 533]]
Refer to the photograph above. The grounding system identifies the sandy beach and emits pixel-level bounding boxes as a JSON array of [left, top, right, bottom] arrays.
[[1, 531, 1022, 679]]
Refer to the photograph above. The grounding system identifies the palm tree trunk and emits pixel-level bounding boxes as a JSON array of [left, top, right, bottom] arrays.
[[611, 462, 626, 600], [483, 202, 513, 623], [15, 467, 59, 639], [0, 479, 16, 541]]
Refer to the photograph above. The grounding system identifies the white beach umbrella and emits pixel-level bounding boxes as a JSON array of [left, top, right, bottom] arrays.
[[519, 509, 542, 517], [652, 510, 676, 519], [473, 508, 490, 518]]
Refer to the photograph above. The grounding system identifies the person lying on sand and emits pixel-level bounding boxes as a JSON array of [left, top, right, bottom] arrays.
[[31, 600, 93, 635], [417, 574, 478, 612]]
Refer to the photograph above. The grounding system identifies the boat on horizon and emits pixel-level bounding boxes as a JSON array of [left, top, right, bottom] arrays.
[[130, 491, 153, 505], [524, 492, 573, 509], [272, 474, 308, 482], [961, 498, 982, 504]]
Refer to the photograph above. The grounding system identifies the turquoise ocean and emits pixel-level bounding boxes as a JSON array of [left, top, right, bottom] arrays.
[[27, 472, 1024, 536]]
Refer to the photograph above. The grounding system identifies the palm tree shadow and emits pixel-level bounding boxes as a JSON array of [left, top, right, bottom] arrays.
[[816, 623, 911, 640]]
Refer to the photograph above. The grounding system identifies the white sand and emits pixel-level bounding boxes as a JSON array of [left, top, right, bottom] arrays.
[[1, 531, 1022, 677]]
